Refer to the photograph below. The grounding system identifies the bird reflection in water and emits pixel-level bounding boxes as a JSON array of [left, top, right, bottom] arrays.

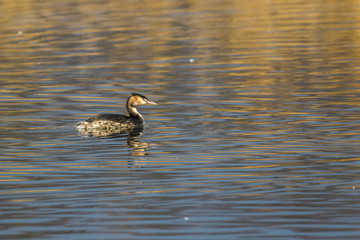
[[76, 126, 150, 157], [126, 129, 150, 157]]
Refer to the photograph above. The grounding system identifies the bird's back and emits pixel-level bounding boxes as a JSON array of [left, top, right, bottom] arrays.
[[76, 113, 143, 131]]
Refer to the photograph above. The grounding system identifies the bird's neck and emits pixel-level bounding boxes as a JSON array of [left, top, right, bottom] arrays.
[[127, 104, 144, 123]]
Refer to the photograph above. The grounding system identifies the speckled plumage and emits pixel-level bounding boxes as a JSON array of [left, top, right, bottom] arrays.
[[76, 113, 143, 131]]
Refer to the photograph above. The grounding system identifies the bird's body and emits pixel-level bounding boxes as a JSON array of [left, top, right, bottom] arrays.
[[75, 93, 156, 132]]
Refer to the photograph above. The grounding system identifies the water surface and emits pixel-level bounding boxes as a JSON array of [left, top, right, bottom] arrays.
[[1, 0, 360, 239]]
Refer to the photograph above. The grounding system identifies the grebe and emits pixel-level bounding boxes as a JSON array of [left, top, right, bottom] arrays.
[[75, 93, 157, 131]]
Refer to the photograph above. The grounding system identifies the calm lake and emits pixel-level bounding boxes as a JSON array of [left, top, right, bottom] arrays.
[[1, 0, 360, 239]]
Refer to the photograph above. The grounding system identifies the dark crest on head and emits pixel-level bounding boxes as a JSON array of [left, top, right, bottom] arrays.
[[131, 93, 147, 100]]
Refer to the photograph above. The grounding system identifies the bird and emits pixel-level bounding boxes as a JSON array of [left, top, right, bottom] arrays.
[[75, 93, 157, 132]]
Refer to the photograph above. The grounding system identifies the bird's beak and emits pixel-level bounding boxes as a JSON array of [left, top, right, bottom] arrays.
[[147, 101, 157, 105]]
